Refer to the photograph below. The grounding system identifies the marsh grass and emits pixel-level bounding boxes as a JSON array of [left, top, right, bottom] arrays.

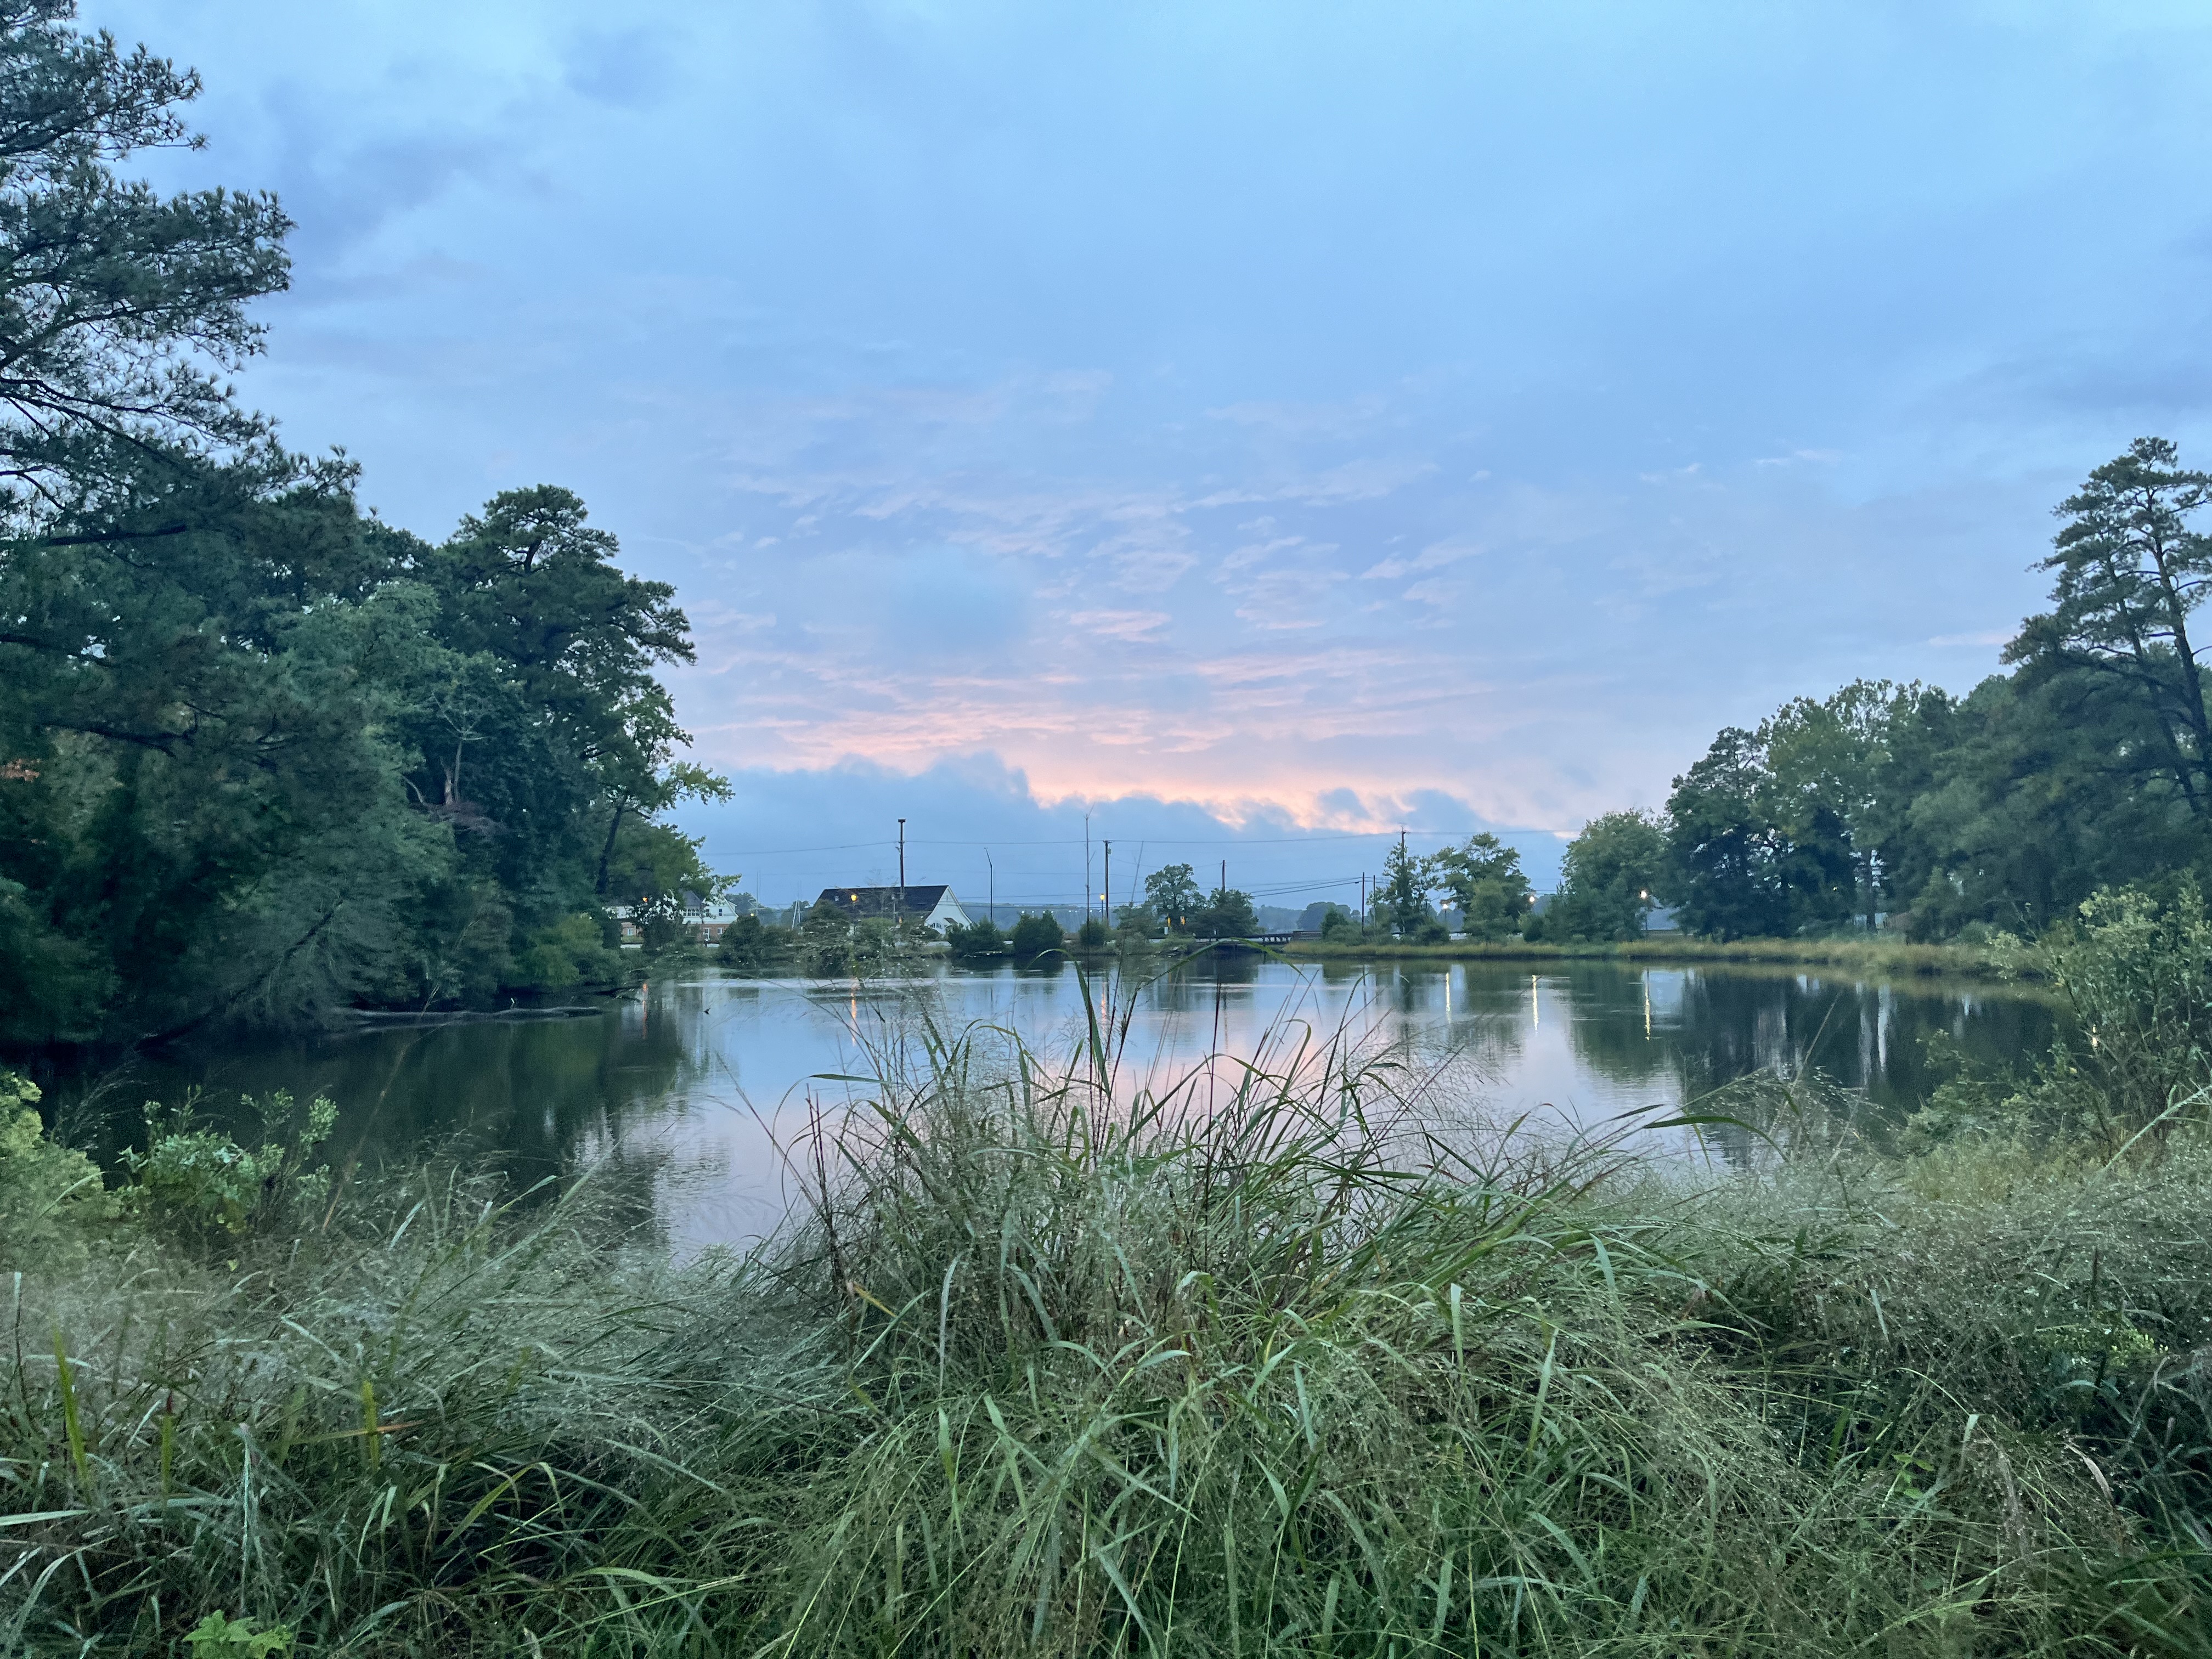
[[2, 987, 2207, 1655]]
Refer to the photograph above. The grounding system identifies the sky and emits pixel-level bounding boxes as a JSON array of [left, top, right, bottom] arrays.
[[83, 0, 2212, 910]]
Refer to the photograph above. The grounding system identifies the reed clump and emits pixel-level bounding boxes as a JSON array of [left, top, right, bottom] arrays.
[[2, 1032, 2207, 1655]]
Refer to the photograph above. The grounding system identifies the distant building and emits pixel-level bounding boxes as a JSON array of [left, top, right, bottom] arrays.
[[685, 892, 743, 941], [813, 884, 972, 933], [1643, 905, 1681, 934], [611, 890, 746, 944]]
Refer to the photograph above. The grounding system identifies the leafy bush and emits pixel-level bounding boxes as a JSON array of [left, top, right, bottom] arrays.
[[120, 1091, 337, 1244], [0, 1073, 116, 1262], [714, 912, 789, 972], [1007, 910, 1064, 958], [944, 917, 1006, 959], [1074, 916, 1110, 949], [1919, 881, 2212, 1152], [511, 911, 627, 990]]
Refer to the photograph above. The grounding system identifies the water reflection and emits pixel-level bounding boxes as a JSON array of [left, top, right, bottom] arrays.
[[47, 958, 2054, 1250]]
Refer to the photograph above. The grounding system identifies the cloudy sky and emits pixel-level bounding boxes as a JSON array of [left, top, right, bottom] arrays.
[[86, 0, 2212, 909]]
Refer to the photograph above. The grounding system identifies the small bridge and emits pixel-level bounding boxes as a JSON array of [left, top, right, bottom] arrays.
[[1207, 931, 1304, 951]]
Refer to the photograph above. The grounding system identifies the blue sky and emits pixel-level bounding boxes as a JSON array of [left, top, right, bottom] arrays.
[[86, 0, 2212, 907]]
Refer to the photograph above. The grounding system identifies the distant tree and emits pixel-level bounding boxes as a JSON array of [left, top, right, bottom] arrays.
[[1008, 911, 1064, 959], [1143, 864, 1201, 932], [1425, 833, 1530, 940], [945, 917, 1006, 959], [1189, 885, 1259, 939], [1545, 811, 1666, 940], [1113, 902, 1159, 936], [712, 913, 785, 973], [1665, 729, 1793, 940], [1319, 906, 1362, 942], [2007, 438, 2212, 816], [1296, 900, 1350, 933], [1376, 837, 1429, 938], [1076, 916, 1110, 950], [1666, 726, 1854, 939]]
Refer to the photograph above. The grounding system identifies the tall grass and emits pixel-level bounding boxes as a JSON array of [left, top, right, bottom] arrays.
[[2, 1006, 2207, 1654]]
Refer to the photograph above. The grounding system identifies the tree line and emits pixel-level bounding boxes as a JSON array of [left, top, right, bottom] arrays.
[[1468, 438, 2212, 944], [0, 5, 720, 1045]]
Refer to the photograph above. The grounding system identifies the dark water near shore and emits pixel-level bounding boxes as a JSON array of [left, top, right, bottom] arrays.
[[48, 958, 2055, 1250]]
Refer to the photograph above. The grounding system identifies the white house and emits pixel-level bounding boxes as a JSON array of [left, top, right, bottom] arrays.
[[812, 884, 971, 933]]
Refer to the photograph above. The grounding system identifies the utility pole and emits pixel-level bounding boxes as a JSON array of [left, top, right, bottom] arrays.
[[1103, 840, 1111, 929], [986, 848, 994, 927], [1220, 858, 1227, 898], [896, 818, 907, 929], [1085, 812, 1093, 924]]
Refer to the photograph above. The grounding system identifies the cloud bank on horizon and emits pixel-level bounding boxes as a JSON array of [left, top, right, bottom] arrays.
[[82, 0, 2212, 901]]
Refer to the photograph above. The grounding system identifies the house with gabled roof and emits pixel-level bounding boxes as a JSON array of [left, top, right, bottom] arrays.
[[812, 884, 971, 934]]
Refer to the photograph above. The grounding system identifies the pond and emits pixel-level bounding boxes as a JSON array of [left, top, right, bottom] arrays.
[[47, 958, 2055, 1251]]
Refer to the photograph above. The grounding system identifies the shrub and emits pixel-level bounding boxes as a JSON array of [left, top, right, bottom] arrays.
[[1007, 910, 1064, 958], [0, 1072, 116, 1263], [511, 911, 627, 990], [714, 912, 789, 972], [945, 917, 1006, 959], [1075, 916, 1110, 949], [120, 1090, 337, 1245]]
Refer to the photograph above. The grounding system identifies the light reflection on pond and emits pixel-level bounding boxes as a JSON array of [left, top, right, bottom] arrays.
[[54, 958, 2055, 1251]]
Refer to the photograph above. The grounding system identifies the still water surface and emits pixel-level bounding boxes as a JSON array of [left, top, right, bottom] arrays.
[[66, 959, 2054, 1250]]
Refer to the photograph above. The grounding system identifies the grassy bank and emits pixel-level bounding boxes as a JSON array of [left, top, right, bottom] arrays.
[[3, 1024, 2207, 1656], [1285, 932, 2017, 979]]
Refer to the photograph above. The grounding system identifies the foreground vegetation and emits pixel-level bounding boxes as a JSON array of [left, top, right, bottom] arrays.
[[6, 891, 2212, 1655]]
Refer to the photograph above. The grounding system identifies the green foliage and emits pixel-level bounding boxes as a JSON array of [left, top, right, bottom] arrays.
[[1074, 915, 1110, 949], [0, 9, 722, 1041], [1932, 881, 2212, 1154], [1374, 834, 1428, 936], [713, 911, 790, 973], [944, 916, 1006, 960], [1189, 883, 1260, 939], [1318, 903, 1362, 941], [6, 1031, 2209, 1654], [0, 1071, 115, 1262], [0, 1, 290, 493], [1644, 442, 2212, 942], [511, 911, 627, 991], [1006, 910, 1064, 958], [1545, 808, 1666, 939], [1424, 831, 1529, 939], [1141, 863, 1200, 931], [181, 1612, 292, 1657], [120, 1090, 336, 1244], [2009, 436, 2212, 817]]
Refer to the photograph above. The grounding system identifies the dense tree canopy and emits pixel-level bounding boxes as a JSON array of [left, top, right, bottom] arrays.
[[0, 5, 719, 1043], [1637, 438, 2212, 941], [1542, 811, 1664, 941]]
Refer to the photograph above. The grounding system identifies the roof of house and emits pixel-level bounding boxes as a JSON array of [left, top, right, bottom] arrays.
[[814, 884, 960, 921]]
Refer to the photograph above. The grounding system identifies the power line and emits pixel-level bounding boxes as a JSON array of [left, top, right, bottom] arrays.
[[720, 828, 1539, 857]]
